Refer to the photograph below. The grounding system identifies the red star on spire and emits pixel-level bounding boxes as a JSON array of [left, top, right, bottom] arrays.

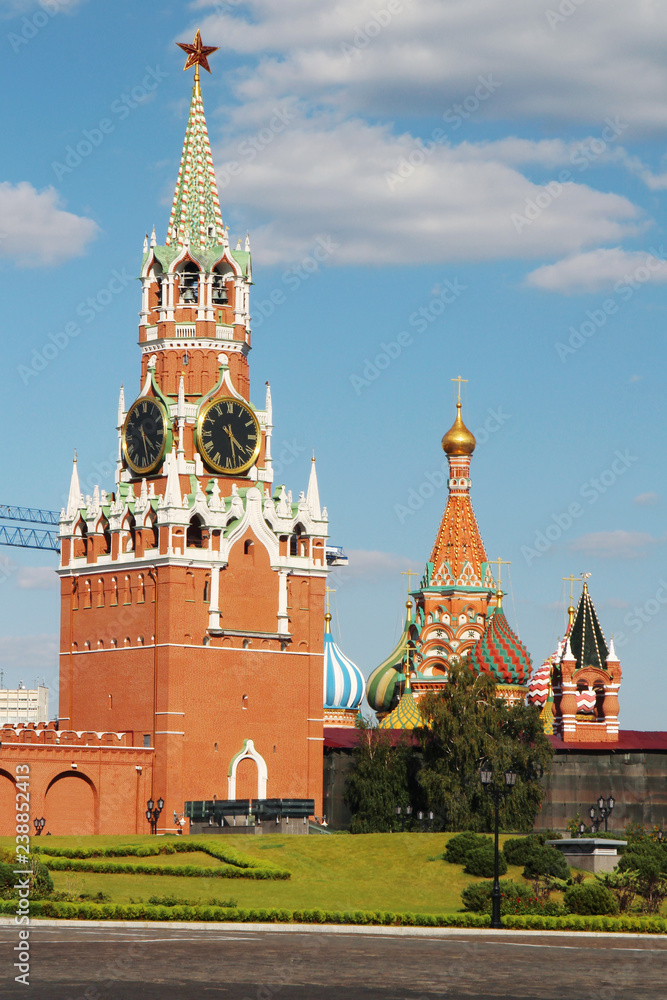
[[177, 30, 219, 75]]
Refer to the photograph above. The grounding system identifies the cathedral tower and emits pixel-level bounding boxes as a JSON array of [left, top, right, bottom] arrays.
[[57, 33, 329, 829], [367, 381, 531, 720]]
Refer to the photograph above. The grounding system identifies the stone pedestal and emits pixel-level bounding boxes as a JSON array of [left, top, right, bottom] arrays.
[[547, 838, 627, 873]]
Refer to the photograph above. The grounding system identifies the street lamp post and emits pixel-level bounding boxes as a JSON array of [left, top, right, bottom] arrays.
[[480, 765, 517, 929], [588, 795, 615, 833], [32, 817, 45, 836], [145, 797, 164, 834]]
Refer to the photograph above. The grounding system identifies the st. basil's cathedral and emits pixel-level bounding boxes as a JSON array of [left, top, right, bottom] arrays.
[[0, 32, 656, 838]]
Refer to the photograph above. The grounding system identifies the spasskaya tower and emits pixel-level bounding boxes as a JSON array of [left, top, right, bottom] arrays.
[[56, 33, 329, 830]]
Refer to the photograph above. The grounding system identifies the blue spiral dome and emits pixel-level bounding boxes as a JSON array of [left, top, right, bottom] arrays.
[[323, 615, 364, 710]]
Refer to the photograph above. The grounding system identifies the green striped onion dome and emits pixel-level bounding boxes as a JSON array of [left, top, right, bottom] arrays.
[[378, 688, 423, 730], [365, 621, 410, 713], [468, 607, 532, 685]]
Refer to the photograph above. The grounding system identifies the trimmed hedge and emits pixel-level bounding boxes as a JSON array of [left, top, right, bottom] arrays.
[[35, 840, 289, 881], [0, 899, 664, 932], [464, 845, 508, 879], [444, 833, 491, 866], [41, 857, 288, 880], [564, 883, 618, 916]]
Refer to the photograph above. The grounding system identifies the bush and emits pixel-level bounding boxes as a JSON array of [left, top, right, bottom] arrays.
[[564, 882, 619, 916], [522, 846, 570, 881], [0, 862, 14, 894], [444, 832, 491, 866], [461, 879, 564, 917], [464, 845, 508, 878], [503, 836, 540, 866]]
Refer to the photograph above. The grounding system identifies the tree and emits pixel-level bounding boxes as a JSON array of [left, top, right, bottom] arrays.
[[417, 660, 553, 832], [345, 717, 419, 833]]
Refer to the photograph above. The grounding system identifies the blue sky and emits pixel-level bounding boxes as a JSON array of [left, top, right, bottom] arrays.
[[1, 0, 667, 729]]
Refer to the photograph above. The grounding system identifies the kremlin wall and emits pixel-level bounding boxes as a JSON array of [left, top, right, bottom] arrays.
[[0, 35, 665, 838]]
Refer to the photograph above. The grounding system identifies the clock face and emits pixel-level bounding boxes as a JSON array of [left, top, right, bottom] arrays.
[[122, 397, 169, 475], [197, 397, 260, 475]]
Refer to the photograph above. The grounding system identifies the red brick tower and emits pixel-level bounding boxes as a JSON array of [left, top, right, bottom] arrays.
[[57, 36, 328, 830]]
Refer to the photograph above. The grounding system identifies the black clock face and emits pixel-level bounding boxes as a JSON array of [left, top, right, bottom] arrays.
[[122, 398, 168, 475], [197, 397, 260, 475]]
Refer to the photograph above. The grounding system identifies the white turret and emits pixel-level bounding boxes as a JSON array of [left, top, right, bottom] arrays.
[[307, 454, 321, 520]]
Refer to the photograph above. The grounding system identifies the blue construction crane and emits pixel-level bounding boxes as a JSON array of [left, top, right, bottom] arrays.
[[0, 506, 60, 553]]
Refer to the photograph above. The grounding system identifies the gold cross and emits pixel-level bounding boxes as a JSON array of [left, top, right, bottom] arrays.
[[562, 574, 582, 626], [451, 375, 468, 403], [401, 569, 418, 594], [325, 586, 335, 614], [490, 557, 511, 589]]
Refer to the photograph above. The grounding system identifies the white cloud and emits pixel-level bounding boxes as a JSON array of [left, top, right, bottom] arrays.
[[0, 182, 98, 267], [214, 119, 641, 265], [634, 492, 660, 506], [16, 567, 58, 590], [191, 0, 667, 129], [0, 0, 84, 19], [570, 530, 659, 559], [0, 634, 57, 672], [344, 549, 421, 581], [525, 248, 667, 294]]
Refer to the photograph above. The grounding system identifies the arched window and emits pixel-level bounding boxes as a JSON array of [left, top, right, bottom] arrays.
[[83, 579, 92, 610], [73, 518, 88, 559], [290, 524, 305, 556], [242, 694, 248, 709], [146, 510, 158, 549], [137, 574, 145, 604], [187, 515, 204, 549], [110, 577, 118, 607], [123, 514, 136, 553], [203, 576, 210, 602], [122, 575, 132, 605], [178, 261, 200, 304], [185, 571, 195, 602], [96, 578, 105, 608]]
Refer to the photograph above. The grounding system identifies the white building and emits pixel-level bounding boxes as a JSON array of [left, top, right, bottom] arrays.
[[0, 683, 49, 725]]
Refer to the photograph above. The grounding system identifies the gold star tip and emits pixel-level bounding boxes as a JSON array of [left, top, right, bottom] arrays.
[[177, 30, 219, 76]]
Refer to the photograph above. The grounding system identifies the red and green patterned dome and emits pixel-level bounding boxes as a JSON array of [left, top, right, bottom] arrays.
[[468, 602, 532, 685]]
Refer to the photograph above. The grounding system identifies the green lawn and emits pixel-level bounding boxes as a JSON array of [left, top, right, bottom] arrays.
[[1, 832, 529, 914]]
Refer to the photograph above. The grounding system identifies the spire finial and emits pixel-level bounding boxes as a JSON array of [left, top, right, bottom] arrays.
[[562, 574, 582, 627], [442, 379, 475, 456], [490, 557, 510, 592], [401, 568, 417, 596], [325, 586, 335, 633], [581, 571, 592, 591], [452, 374, 468, 404], [177, 29, 219, 93]]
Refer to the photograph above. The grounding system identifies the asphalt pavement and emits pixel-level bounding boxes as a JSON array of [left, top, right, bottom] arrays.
[[1, 922, 665, 999]]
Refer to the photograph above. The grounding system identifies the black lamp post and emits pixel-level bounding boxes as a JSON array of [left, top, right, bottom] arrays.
[[32, 817, 45, 836], [145, 797, 164, 834], [588, 795, 614, 833], [480, 765, 517, 929]]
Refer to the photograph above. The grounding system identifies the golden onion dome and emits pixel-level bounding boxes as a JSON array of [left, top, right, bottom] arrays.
[[441, 401, 476, 456]]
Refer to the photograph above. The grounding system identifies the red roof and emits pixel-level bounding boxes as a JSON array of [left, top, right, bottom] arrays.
[[548, 731, 667, 752]]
